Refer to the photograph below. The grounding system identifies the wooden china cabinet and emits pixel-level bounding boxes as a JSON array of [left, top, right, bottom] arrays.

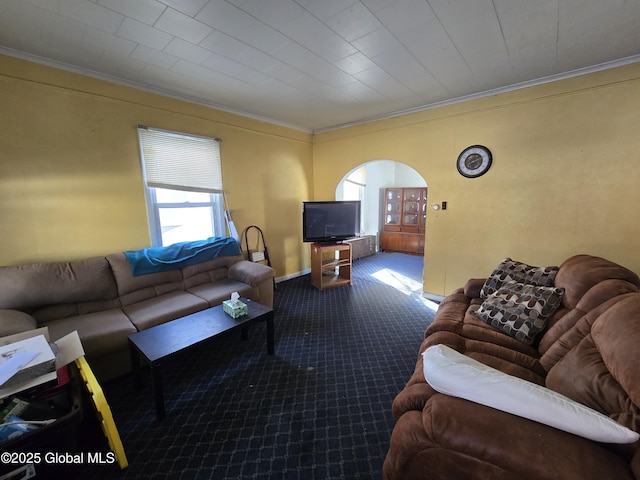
[[380, 187, 427, 255]]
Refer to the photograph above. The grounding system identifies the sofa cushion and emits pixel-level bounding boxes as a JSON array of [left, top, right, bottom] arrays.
[[122, 290, 208, 331], [40, 308, 137, 358], [0, 310, 37, 336], [31, 299, 123, 323], [106, 253, 183, 299], [547, 294, 640, 428], [0, 257, 118, 311], [538, 279, 639, 359], [554, 254, 640, 309], [423, 344, 639, 444], [480, 258, 558, 299], [187, 279, 255, 307], [591, 294, 640, 407], [181, 255, 242, 283], [539, 292, 637, 371], [472, 282, 564, 345]]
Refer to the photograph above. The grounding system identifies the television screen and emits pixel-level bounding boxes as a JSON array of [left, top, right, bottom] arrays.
[[303, 201, 361, 243]]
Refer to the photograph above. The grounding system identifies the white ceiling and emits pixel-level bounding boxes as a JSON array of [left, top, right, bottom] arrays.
[[1, 0, 640, 132]]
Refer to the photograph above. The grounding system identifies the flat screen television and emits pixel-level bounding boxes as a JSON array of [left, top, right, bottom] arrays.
[[302, 201, 361, 243]]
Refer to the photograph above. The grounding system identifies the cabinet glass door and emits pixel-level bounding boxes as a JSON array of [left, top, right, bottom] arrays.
[[386, 202, 401, 213], [386, 214, 400, 225], [387, 189, 402, 201], [403, 214, 419, 225], [404, 189, 421, 201]]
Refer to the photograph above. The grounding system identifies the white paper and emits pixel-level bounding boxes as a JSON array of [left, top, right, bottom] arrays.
[[0, 352, 39, 386]]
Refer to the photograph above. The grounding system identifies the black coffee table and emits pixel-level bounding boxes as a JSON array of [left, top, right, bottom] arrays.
[[128, 298, 274, 419]]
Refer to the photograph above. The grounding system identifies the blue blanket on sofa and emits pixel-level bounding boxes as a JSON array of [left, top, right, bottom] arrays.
[[124, 237, 242, 276]]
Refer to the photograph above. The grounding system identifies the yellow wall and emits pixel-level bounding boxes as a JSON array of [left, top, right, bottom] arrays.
[[3, 54, 640, 293], [314, 63, 640, 295], [0, 55, 313, 275]]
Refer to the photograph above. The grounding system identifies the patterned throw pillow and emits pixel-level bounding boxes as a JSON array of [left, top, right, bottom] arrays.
[[480, 258, 559, 299], [472, 281, 565, 345]]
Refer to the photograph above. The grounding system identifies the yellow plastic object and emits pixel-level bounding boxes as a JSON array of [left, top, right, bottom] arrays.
[[75, 356, 128, 469]]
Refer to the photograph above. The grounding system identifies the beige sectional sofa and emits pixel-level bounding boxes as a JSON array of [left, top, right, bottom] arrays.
[[0, 246, 275, 382]]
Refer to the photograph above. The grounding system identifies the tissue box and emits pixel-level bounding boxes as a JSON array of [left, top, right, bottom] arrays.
[[223, 299, 248, 318]]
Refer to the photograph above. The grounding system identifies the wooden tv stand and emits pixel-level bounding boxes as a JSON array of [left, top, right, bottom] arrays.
[[310, 242, 352, 290]]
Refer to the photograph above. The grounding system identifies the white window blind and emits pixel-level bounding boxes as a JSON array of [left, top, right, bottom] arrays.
[[137, 126, 222, 193]]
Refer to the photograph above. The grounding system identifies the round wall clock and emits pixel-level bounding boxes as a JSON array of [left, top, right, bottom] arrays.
[[456, 145, 492, 178]]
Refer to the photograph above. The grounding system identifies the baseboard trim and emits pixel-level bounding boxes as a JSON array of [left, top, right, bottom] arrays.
[[422, 292, 444, 304], [275, 269, 310, 284]]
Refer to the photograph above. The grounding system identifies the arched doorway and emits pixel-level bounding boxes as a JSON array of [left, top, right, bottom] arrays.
[[335, 160, 428, 250], [334, 160, 428, 296]]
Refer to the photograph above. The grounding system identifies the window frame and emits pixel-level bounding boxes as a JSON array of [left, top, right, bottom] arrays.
[[137, 126, 225, 246]]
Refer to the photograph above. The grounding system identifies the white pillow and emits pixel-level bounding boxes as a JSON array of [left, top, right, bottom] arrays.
[[422, 344, 640, 444]]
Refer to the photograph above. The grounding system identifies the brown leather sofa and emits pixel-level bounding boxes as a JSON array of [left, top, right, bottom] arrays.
[[384, 254, 640, 480], [0, 248, 274, 382]]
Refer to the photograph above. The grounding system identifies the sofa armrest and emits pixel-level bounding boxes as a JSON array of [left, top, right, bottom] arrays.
[[463, 278, 486, 298], [0, 309, 37, 337], [385, 394, 635, 480], [228, 260, 274, 287]]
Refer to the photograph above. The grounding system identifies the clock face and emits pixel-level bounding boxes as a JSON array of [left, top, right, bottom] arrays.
[[457, 145, 492, 178]]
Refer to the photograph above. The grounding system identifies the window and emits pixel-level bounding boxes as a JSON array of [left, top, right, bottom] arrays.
[[137, 126, 225, 246]]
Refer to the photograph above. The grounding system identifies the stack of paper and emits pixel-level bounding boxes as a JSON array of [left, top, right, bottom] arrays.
[[0, 335, 56, 389]]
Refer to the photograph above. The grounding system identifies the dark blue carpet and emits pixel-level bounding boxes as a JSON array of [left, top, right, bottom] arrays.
[[79, 252, 435, 479]]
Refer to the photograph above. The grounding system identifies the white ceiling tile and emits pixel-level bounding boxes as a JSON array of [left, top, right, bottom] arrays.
[[373, 0, 436, 33], [82, 26, 136, 56], [287, 75, 354, 104], [351, 27, 400, 59], [0, 0, 86, 54], [159, 0, 207, 18], [97, 0, 165, 26], [138, 64, 182, 88], [334, 52, 377, 75], [16, 0, 58, 13], [199, 29, 249, 56], [117, 17, 174, 50], [353, 65, 415, 101], [154, 8, 212, 44], [557, 0, 640, 70], [233, 66, 273, 87], [201, 51, 248, 77], [163, 37, 211, 64], [493, 0, 558, 80], [130, 44, 178, 69], [97, 51, 147, 78], [429, 0, 509, 76], [46, 36, 104, 64], [229, 0, 305, 30], [58, 0, 123, 34], [278, 12, 357, 62], [263, 61, 306, 83], [254, 77, 297, 96], [360, 0, 397, 15], [231, 47, 282, 72], [371, 49, 445, 97], [271, 41, 354, 88], [196, 1, 289, 53], [199, 29, 282, 71], [325, 2, 382, 42], [494, 0, 557, 56], [294, 0, 359, 22], [396, 22, 470, 96]]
